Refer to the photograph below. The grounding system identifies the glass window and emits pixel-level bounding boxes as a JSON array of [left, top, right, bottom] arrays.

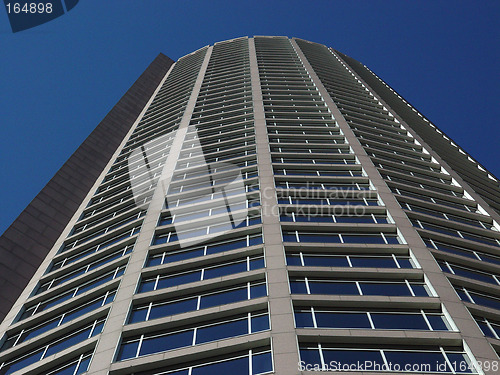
[[445, 353, 475, 373], [360, 282, 411, 296], [204, 262, 246, 279], [129, 306, 148, 324], [1, 350, 44, 375], [117, 340, 139, 360], [250, 283, 267, 298], [192, 356, 248, 375], [251, 315, 270, 333], [1, 320, 103, 374], [149, 298, 198, 320], [290, 280, 308, 294], [384, 350, 448, 372], [196, 319, 247, 344], [200, 288, 247, 309], [45, 352, 93, 375], [120, 313, 270, 361], [371, 313, 428, 330], [299, 348, 322, 368], [322, 349, 383, 369], [427, 314, 451, 331], [140, 330, 193, 356], [138, 279, 156, 293], [129, 281, 267, 324], [157, 272, 201, 289], [410, 283, 431, 297], [309, 281, 358, 295], [342, 234, 386, 244], [315, 312, 371, 329], [295, 311, 314, 328], [350, 256, 397, 268], [286, 255, 302, 266], [252, 351, 273, 374], [44, 327, 93, 358], [467, 290, 500, 310], [304, 255, 349, 267]]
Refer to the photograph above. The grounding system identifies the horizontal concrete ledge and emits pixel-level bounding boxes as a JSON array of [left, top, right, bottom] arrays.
[[297, 328, 462, 346], [285, 243, 409, 254], [287, 266, 423, 280], [291, 295, 441, 309]]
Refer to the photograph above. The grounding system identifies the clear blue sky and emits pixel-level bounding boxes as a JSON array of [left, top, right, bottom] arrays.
[[1, 0, 499, 235]]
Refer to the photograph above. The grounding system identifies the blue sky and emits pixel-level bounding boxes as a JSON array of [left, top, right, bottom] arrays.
[[1, 0, 499, 234]]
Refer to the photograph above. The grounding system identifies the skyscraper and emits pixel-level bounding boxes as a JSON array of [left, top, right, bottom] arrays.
[[1, 36, 499, 375]]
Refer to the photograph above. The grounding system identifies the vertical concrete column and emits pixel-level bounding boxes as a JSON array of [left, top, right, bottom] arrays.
[[249, 37, 300, 375], [87, 47, 213, 375], [293, 38, 497, 374]]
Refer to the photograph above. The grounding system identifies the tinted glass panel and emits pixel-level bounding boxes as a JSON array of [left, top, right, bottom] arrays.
[[290, 281, 307, 294], [384, 351, 447, 372], [295, 311, 314, 328], [350, 257, 396, 268], [250, 284, 267, 298], [192, 356, 248, 375], [140, 330, 193, 355], [397, 258, 413, 268], [44, 328, 91, 357], [305, 256, 349, 267], [309, 282, 358, 295], [117, 341, 139, 360], [471, 293, 500, 310], [52, 363, 78, 375], [252, 352, 273, 374], [2, 350, 44, 375], [196, 319, 247, 344], [250, 258, 265, 270], [164, 249, 204, 263], [62, 298, 107, 324], [322, 349, 383, 368], [76, 357, 91, 374], [286, 255, 302, 266], [157, 272, 201, 289], [299, 349, 321, 367], [22, 319, 60, 341], [204, 263, 246, 279], [207, 239, 247, 254], [138, 280, 155, 293], [445, 353, 474, 373], [200, 288, 247, 309], [342, 235, 385, 244], [315, 312, 371, 329], [251, 315, 269, 332], [371, 313, 428, 330], [360, 283, 410, 296], [149, 298, 198, 320], [426, 315, 449, 331], [129, 308, 148, 323], [410, 284, 430, 297]]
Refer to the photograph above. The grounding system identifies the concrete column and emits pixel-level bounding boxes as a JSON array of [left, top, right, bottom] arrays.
[[249, 37, 301, 375]]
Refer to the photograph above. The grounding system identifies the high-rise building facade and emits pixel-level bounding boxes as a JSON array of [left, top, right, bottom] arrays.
[[1, 36, 500, 375]]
